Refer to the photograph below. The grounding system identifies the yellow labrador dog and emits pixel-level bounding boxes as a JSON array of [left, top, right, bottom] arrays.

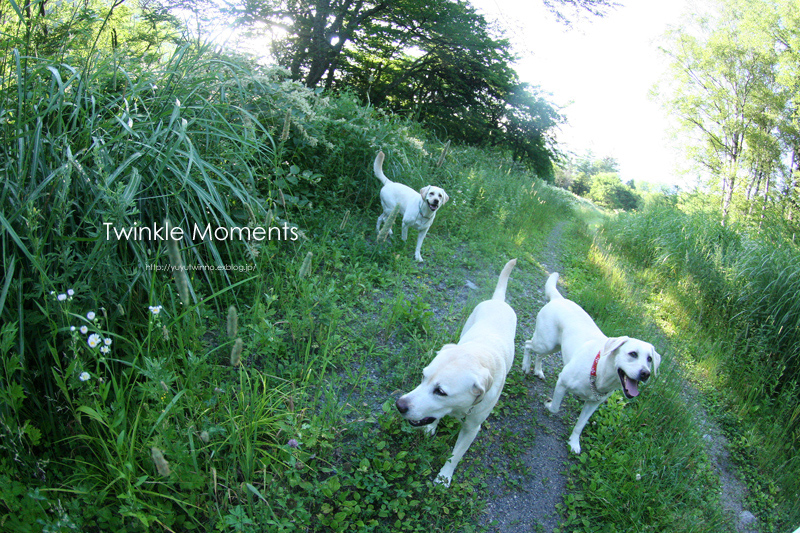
[[523, 273, 661, 454], [373, 151, 449, 262], [396, 259, 517, 486]]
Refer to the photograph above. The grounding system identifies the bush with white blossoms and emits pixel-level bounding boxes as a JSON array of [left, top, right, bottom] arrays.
[[53, 288, 113, 387]]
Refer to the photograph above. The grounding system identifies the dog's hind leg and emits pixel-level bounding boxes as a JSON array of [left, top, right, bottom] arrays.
[[567, 401, 602, 454], [376, 211, 394, 237], [522, 340, 541, 378], [523, 338, 554, 379]]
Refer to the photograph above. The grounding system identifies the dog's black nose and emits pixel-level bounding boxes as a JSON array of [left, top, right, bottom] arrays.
[[639, 369, 651, 382], [396, 398, 409, 414]]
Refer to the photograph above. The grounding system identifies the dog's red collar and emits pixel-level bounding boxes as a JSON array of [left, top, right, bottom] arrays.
[[589, 351, 603, 400], [590, 351, 601, 377]]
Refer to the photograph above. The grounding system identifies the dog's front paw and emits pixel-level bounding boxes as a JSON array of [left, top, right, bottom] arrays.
[[433, 473, 452, 487], [569, 438, 582, 454], [544, 399, 558, 413], [534, 370, 545, 380], [415, 255, 424, 263]]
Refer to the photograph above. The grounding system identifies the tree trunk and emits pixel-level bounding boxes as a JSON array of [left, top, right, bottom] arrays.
[[758, 172, 770, 233]]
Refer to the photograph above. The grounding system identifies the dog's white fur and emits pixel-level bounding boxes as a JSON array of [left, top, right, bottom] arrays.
[[373, 151, 449, 262], [523, 273, 661, 454], [396, 259, 518, 486]]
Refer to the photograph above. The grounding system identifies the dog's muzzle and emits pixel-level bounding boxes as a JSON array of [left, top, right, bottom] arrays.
[[618, 369, 650, 399], [395, 397, 436, 426]]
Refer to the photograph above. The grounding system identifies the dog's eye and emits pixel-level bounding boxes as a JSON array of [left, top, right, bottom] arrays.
[[647, 355, 653, 363], [433, 386, 448, 397], [628, 351, 638, 359]]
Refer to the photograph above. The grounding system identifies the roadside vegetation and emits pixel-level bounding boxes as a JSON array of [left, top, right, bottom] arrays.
[[2, 1, 800, 532]]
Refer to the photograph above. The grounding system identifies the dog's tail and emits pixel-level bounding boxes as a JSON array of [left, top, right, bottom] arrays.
[[545, 272, 563, 301], [373, 151, 390, 185], [492, 259, 517, 301]]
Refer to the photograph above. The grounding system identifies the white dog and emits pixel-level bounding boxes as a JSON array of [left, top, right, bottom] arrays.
[[523, 273, 661, 454], [373, 151, 449, 262], [396, 259, 517, 486]]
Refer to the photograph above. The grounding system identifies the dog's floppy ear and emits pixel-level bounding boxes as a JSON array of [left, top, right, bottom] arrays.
[[471, 368, 493, 405], [651, 348, 662, 375], [419, 186, 431, 200], [441, 190, 450, 204], [603, 336, 630, 357]]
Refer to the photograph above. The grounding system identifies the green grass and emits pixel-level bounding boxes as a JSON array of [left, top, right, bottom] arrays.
[[597, 204, 800, 531]]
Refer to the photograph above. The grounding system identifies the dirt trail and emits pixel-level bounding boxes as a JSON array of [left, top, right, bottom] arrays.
[[687, 386, 761, 533], [477, 221, 571, 533]]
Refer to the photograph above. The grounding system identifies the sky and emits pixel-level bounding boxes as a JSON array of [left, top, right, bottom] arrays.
[[468, 0, 695, 187]]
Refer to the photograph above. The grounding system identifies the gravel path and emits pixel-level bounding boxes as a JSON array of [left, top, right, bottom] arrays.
[[477, 221, 571, 533]]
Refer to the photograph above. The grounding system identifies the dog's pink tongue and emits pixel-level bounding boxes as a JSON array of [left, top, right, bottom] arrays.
[[625, 376, 640, 397]]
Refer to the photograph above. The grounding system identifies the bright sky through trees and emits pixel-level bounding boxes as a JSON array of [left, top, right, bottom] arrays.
[[470, 0, 693, 186]]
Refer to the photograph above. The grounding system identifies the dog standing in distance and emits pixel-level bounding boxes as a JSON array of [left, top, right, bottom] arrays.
[[523, 273, 661, 454], [373, 151, 449, 262], [396, 259, 518, 486]]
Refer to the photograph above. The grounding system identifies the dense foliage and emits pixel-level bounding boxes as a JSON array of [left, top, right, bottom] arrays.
[[554, 152, 647, 210], [659, 0, 800, 227], [224, 0, 564, 175]]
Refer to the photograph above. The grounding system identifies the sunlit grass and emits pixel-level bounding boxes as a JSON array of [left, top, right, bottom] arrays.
[[556, 224, 732, 532], [599, 204, 800, 530]]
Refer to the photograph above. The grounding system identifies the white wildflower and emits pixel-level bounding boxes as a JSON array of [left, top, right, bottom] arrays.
[[79, 372, 90, 382], [80, 326, 88, 335], [87, 311, 96, 320], [57, 294, 67, 301], [104, 338, 112, 346], [149, 305, 162, 315], [87, 334, 101, 348], [67, 289, 74, 296], [100, 346, 110, 354]]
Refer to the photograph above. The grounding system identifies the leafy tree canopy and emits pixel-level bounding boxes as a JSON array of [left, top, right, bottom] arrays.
[[589, 172, 640, 210], [658, 0, 800, 227], [218, 0, 583, 175]]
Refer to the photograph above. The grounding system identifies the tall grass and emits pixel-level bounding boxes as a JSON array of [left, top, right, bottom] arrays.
[[0, 32, 282, 464], [547, 225, 732, 532], [601, 202, 800, 528], [1, 5, 326, 528]]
